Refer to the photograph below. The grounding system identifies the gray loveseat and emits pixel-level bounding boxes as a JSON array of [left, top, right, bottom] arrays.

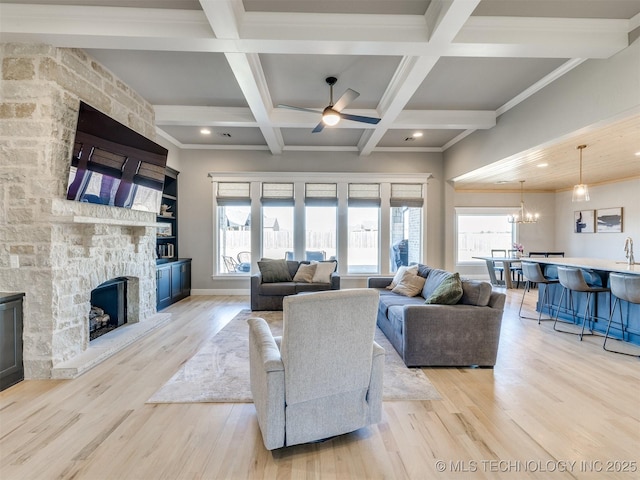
[[251, 260, 340, 311], [368, 265, 505, 367]]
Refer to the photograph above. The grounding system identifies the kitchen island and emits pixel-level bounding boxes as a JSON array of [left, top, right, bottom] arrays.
[[523, 257, 639, 346]]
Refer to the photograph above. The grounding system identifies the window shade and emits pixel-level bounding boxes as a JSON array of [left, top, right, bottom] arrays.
[[216, 182, 251, 206], [261, 182, 294, 205], [348, 183, 380, 206], [390, 183, 423, 207], [305, 183, 338, 206]]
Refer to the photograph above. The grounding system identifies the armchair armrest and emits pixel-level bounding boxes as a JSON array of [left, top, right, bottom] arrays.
[[247, 317, 285, 450]]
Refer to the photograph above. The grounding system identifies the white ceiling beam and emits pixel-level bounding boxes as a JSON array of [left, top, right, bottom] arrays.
[[154, 106, 495, 131], [154, 106, 257, 127], [358, 0, 480, 155], [0, 4, 629, 59], [393, 110, 495, 130], [198, 0, 283, 155]]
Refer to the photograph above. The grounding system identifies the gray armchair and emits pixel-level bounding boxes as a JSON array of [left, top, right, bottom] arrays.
[[248, 288, 384, 450]]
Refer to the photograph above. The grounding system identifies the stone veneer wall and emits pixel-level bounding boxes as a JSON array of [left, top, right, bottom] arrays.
[[0, 43, 159, 378]]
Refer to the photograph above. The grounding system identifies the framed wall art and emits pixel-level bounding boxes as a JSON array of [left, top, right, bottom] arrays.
[[574, 210, 595, 233], [596, 207, 623, 233]]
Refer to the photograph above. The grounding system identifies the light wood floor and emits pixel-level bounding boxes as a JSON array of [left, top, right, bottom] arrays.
[[1, 289, 639, 479]]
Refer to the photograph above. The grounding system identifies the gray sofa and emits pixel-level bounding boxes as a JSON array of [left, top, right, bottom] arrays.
[[251, 260, 340, 311], [368, 265, 505, 367]]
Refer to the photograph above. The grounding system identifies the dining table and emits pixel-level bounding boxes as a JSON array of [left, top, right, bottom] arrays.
[[472, 256, 522, 289]]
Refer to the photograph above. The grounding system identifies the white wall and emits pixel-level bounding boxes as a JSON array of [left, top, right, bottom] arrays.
[[555, 179, 640, 260]]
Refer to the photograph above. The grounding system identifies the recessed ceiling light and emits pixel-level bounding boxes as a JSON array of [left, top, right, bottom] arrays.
[[635, 151, 640, 156], [200, 128, 211, 135], [412, 132, 423, 138], [537, 163, 548, 167]]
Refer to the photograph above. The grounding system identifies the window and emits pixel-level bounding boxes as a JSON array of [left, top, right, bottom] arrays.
[[348, 184, 380, 274], [210, 173, 429, 276], [456, 208, 515, 263], [262, 183, 294, 260], [305, 183, 337, 261], [216, 182, 251, 274], [390, 184, 423, 272]]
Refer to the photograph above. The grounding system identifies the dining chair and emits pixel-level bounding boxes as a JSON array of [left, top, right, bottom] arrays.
[[491, 249, 507, 284]]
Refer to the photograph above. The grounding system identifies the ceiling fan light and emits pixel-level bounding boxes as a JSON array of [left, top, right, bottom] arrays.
[[322, 107, 340, 126], [572, 183, 590, 202]]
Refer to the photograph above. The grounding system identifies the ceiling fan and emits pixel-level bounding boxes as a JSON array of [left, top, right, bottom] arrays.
[[278, 76, 381, 133]]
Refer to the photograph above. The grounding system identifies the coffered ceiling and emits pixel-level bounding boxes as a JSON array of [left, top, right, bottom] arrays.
[[1, 0, 639, 191]]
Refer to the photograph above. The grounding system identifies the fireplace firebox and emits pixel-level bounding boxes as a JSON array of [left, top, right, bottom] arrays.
[[89, 278, 128, 341]]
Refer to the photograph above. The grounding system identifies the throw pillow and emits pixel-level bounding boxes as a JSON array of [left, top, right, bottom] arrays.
[[387, 265, 419, 290], [293, 263, 317, 283], [391, 269, 426, 297], [425, 272, 464, 305], [311, 261, 337, 283], [258, 259, 292, 283]]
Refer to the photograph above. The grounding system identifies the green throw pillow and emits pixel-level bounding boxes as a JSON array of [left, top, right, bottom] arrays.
[[424, 272, 463, 305], [258, 259, 292, 283]]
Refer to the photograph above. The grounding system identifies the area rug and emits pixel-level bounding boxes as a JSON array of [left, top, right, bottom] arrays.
[[148, 309, 441, 403]]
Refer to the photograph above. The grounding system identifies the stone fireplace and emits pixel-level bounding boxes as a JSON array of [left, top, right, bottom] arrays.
[[0, 43, 170, 379]]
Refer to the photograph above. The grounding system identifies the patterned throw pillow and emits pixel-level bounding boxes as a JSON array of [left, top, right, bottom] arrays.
[[391, 268, 426, 297], [424, 272, 464, 305], [258, 259, 293, 283], [293, 263, 317, 283]]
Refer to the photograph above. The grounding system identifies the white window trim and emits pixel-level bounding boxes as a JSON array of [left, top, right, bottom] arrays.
[[210, 172, 430, 279]]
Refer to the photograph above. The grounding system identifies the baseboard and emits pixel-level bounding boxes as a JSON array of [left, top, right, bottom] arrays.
[[191, 289, 249, 296]]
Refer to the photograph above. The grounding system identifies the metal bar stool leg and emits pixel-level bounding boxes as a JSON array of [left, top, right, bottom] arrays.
[[603, 296, 640, 358]]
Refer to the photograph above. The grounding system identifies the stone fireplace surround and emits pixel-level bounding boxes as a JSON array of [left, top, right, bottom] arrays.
[[0, 43, 171, 379]]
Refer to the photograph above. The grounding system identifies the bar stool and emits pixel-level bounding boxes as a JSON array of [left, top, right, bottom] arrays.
[[518, 262, 559, 323], [554, 267, 610, 341], [604, 273, 640, 357]]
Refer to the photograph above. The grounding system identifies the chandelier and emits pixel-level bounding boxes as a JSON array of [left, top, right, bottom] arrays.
[[508, 180, 539, 224]]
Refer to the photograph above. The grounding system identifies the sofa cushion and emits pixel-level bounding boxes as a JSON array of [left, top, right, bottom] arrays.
[[416, 264, 432, 279], [391, 268, 426, 297], [259, 282, 297, 296], [378, 292, 425, 316], [293, 263, 316, 283], [311, 260, 337, 283], [460, 279, 492, 306], [387, 265, 419, 290], [425, 272, 464, 305], [421, 268, 452, 299], [258, 259, 293, 283]]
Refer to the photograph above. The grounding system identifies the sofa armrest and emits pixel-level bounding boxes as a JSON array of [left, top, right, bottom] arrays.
[[367, 276, 393, 289], [400, 304, 503, 367], [488, 291, 506, 310], [330, 272, 340, 290]]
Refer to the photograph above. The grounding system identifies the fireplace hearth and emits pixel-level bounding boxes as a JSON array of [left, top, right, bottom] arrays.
[[90, 278, 128, 341]]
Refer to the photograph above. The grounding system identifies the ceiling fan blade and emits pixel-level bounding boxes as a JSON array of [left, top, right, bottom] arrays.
[[339, 112, 381, 125], [311, 122, 325, 133], [333, 88, 359, 112], [277, 104, 323, 114]]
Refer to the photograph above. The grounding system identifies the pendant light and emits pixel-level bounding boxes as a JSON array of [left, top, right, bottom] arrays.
[[572, 144, 590, 202], [508, 180, 539, 224]]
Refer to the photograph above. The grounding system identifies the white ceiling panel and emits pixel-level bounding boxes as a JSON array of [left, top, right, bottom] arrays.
[[161, 126, 266, 146], [281, 128, 365, 147], [86, 50, 246, 107], [407, 57, 568, 110], [378, 129, 464, 148]]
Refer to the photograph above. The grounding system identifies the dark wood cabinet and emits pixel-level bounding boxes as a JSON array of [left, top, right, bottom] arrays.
[[157, 259, 191, 310], [0, 292, 25, 391], [156, 167, 191, 310], [156, 167, 179, 261]]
